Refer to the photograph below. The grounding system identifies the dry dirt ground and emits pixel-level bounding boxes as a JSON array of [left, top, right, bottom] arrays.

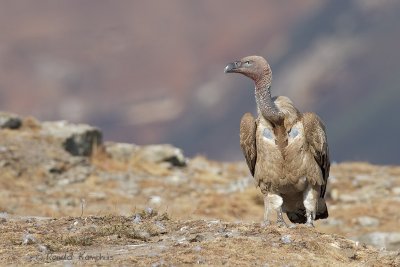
[[2, 213, 398, 266], [0, 115, 399, 266]]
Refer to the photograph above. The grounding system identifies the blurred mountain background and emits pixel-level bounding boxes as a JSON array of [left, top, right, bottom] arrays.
[[0, 0, 399, 164]]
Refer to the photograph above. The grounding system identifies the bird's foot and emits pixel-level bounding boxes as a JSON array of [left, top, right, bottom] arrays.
[[276, 208, 288, 228], [261, 220, 270, 227], [305, 221, 314, 228], [305, 212, 315, 227], [276, 219, 289, 228]]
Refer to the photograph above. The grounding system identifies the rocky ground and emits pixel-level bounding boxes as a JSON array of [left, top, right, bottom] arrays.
[[0, 112, 399, 266]]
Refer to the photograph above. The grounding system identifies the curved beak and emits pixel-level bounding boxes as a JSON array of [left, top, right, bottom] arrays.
[[224, 61, 241, 73]]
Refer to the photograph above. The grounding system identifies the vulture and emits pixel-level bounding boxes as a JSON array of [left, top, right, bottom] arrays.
[[224, 56, 330, 227]]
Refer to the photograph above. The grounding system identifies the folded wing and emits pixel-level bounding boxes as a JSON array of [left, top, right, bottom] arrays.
[[302, 112, 330, 198], [239, 113, 258, 177]]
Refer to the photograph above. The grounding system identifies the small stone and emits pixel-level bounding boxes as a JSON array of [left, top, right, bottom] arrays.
[[37, 244, 48, 253], [281, 235, 291, 244], [189, 234, 205, 242], [104, 142, 139, 161], [22, 234, 36, 245], [41, 121, 102, 156], [0, 212, 8, 223], [338, 194, 358, 203], [151, 260, 165, 267], [135, 230, 151, 241], [356, 216, 380, 227], [133, 214, 142, 224], [357, 232, 400, 250], [149, 196, 162, 206], [145, 207, 154, 216], [392, 187, 400, 195], [193, 245, 202, 252], [343, 248, 356, 259], [137, 144, 186, 167], [329, 242, 341, 249], [324, 218, 343, 226], [330, 189, 339, 201], [180, 226, 189, 232], [154, 221, 166, 232], [176, 237, 188, 245], [0, 112, 22, 129]]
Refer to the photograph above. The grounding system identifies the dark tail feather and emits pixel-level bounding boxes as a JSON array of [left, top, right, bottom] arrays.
[[286, 198, 329, 224], [316, 198, 329, 220], [287, 210, 306, 224]]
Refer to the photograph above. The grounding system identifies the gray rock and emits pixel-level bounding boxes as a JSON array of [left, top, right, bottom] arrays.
[[281, 235, 292, 244], [144, 207, 155, 216], [104, 143, 187, 166], [323, 218, 343, 226], [338, 194, 358, 203], [138, 144, 186, 167], [0, 112, 22, 129], [37, 244, 49, 253], [132, 214, 142, 224], [43, 157, 92, 185], [356, 216, 380, 227], [357, 232, 400, 250], [154, 221, 166, 232], [135, 230, 150, 241], [41, 121, 102, 156], [104, 142, 139, 161], [149, 195, 162, 207], [392, 187, 400, 195], [22, 234, 36, 245], [189, 234, 205, 242], [0, 213, 7, 223], [193, 245, 202, 252]]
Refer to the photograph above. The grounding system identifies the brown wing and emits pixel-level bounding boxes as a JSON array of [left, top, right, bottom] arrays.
[[302, 112, 330, 198], [240, 113, 257, 177]]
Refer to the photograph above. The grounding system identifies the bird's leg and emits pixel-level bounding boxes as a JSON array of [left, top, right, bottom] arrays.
[[276, 207, 289, 228], [262, 194, 270, 226], [303, 184, 319, 227], [305, 212, 314, 227], [262, 193, 285, 227]]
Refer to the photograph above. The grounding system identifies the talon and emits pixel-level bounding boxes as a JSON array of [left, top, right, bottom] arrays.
[[305, 222, 314, 227], [261, 220, 270, 227], [276, 220, 289, 228], [305, 212, 315, 227], [276, 207, 288, 227]]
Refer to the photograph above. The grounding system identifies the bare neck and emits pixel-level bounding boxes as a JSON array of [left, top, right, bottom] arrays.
[[255, 81, 284, 125]]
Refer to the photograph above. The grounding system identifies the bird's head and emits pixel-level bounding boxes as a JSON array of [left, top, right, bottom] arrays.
[[224, 55, 271, 86]]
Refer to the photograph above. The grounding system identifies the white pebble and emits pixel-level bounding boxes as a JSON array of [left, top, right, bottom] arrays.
[[281, 235, 291, 244]]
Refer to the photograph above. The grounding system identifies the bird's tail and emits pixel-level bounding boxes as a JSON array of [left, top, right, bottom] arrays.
[[286, 198, 329, 223], [316, 198, 329, 220], [286, 210, 306, 223]]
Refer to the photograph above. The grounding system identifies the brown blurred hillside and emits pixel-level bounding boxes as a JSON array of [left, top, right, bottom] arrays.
[[1, 1, 400, 164]]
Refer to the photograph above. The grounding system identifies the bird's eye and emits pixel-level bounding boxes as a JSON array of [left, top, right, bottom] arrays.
[[244, 61, 251, 65]]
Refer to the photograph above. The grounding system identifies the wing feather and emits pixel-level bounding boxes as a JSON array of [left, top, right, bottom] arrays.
[[239, 113, 257, 177], [302, 113, 330, 198]]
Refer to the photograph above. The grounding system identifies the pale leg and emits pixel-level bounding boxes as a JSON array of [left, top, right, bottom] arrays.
[[262, 193, 286, 227], [262, 194, 270, 226], [276, 207, 289, 228], [303, 184, 319, 227]]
